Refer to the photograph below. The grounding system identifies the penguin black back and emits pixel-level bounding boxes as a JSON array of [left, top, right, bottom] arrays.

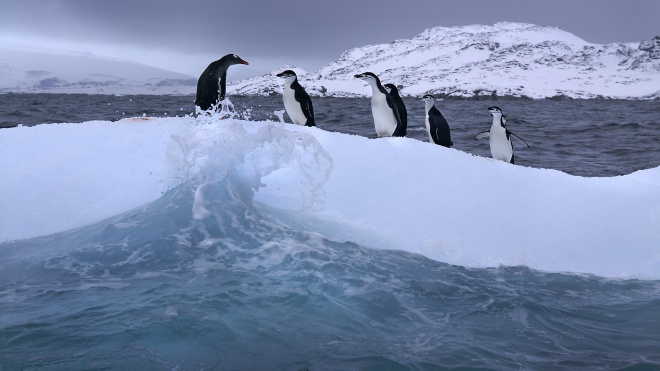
[[383, 84, 407, 137], [429, 105, 452, 147], [422, 95, 452, 148], [292, 78, 315, 126], [195, 54, 249, 111]]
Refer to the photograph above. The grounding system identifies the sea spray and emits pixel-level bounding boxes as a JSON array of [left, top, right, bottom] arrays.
[[167, 114, 333, 218]]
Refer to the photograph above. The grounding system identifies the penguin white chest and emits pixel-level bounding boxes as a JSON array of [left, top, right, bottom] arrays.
[[425, 114, 433, 143], [370, 93, 397, 137], [282, 86, 307, 126], [489, 126, 513, 162]]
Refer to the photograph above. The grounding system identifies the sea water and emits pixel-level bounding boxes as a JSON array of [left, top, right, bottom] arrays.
[[1, 94, 659, 369]]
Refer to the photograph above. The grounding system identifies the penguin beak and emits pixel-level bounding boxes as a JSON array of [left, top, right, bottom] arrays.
[[354, 73, 365, 79], [238, 58, 249, 65]]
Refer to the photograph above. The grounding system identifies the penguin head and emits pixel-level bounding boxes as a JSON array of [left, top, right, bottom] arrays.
[[276, 70, 297, 78], [231, 54, 249, 65], [383, 83, 400, 95], [421, 94, 435, 103], [276, 70, 298, 83], [488, 106, 503, 118], [354, 72, 380, 84], [221, 54, 249, 66]]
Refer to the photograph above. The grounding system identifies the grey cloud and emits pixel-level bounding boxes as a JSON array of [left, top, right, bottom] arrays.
[[1, 0, 657, 75]]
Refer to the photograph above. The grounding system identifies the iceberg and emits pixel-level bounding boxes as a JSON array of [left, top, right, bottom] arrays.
[[1, 115, 658, 279]]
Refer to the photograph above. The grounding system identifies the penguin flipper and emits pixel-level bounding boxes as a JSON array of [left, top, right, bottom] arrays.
[[386, 94, 405, 137], [430, 125, 440, 144], [432, 119, 452, 148], [434, 127, 452, 148], [474, 131, 490, 140], [508, 130, 530, 148], [218, 72, 227, 101], [302, 100, 315, 126], [428, 110, 451, 147], [294, 87, 315, 126], [294, 89, 313, 117]]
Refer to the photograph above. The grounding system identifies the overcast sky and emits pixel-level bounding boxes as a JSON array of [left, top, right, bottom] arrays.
[[1, 0, 658, 79]]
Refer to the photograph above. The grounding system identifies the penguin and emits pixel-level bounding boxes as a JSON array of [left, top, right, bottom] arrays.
[[275, 70, 315, 127], [421, 95, 453, 148], [474, 106, 530, 164], [383, 84, 407, 137], [195, 54, 249, 111], [354, 72, 405, 137]]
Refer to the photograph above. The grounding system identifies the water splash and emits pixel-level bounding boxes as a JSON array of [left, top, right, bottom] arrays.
[[194, 98, 253, 121], [167, 118, 333, 217], [274, 109, 285, 123]]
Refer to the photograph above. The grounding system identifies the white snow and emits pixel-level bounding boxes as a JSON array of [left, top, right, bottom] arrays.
[[0, 118, 183, 239], [1, 115, 659, 279]]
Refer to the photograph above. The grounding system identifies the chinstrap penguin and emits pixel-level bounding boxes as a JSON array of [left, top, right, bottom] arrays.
[[383, 84, 408, 137], [354, 72, 405, 137], [195, 54, 249, 111], [276, 70, 315, 127], [421, 95, 452, 148], [474, 106, 530, 163]]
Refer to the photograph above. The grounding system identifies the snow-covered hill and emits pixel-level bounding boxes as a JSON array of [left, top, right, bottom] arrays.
[[0, 41, 197, 95], [230, 22, 660, 99]]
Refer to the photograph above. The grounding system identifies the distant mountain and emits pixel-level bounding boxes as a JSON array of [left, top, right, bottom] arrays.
[[0, 41, 196, 95], [230, 22, 660, 99]]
